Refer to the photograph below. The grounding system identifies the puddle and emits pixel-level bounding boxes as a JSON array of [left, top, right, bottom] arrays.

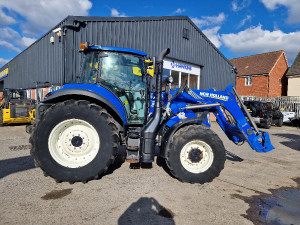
[[232, 178, 300, 225], [41, 188, 73, 200]]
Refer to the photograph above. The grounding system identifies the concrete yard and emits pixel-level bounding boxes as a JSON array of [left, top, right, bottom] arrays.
[[0, 123, 299, 225]]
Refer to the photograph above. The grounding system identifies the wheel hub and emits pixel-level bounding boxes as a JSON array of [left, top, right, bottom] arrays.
[[188, 148, 203, 163], [48, 119, 100, 168], [71, 136, 83, 147], [180, 140, 214, 173]]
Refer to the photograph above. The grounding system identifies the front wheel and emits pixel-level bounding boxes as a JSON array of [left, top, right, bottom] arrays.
[[264, 118, 272, 129], [30, 100, 119, 183], [165, 125, 226, 184]]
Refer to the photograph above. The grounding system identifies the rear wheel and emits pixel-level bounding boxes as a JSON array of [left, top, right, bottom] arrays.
[[30, 100, 119, 183], [165, 125, 226, 184], [277, 117, 283, 127]]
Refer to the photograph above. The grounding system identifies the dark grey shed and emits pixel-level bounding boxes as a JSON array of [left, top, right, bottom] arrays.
[[0, 16, 235, 91]]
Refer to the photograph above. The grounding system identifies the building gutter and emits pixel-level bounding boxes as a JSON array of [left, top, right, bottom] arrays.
[[237, 73, 269, 78]]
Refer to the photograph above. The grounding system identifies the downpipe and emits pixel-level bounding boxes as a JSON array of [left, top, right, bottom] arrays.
[[140, 48, 170, 163]]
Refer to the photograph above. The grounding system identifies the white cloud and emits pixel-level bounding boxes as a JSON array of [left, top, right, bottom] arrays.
[[191, 13, 225, 48], [0, 27, 37, 48], [174, 8, 186, 14], [0, 7, 16, 25], [221, 24, 300, 63], [260, 0, 300, 24], [192, 13, 226, 28], [202, 26, 222, 48], [22, 37, 36, 47], [0, 40, 22, 53], [232, 0, 251, 11], [0, 0, 92, 36], [0, 58, 11, 66], [111, 8, 126, 17], [237, 15, 252, 29]]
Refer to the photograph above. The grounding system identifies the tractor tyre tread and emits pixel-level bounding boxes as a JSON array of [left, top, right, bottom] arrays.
[[0, 110, 3, 127], [165, 125, 226, 184], [30, 100, 119, 183]]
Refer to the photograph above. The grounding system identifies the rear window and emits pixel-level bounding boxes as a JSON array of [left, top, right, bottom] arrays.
[[262, 102, 272, 110]]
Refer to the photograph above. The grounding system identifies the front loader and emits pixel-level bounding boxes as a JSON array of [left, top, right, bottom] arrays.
[[30, 45, 274, 184]]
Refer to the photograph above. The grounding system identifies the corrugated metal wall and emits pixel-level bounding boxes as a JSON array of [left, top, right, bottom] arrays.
[[1, 18, 67, 89], [67, 16, 234, 90], [1, 16, 235, 90]]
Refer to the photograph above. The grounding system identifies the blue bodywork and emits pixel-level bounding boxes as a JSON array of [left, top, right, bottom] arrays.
[[149, 84, 274, 152], [90, 46, 147, 56], [49, 83, 128, 124], [44, 46, 274, 153], [47, 83, 274, 153]]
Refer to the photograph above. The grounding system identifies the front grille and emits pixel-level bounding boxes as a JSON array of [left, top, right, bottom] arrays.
[[11, 106, 29, 118]]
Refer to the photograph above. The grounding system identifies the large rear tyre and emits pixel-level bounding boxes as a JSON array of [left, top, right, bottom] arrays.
[[165, 125, 226, 184], [30, 100, 119, 183]]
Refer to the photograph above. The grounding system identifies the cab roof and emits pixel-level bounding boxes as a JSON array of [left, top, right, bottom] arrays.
[[90, 46, 147, 56]]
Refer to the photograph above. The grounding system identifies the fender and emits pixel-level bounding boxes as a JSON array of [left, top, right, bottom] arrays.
[[41, 85, 127, 125], [160, 112, 209, 158]]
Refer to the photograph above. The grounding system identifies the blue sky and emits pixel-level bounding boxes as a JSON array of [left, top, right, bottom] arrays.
[[1, 0, 300, 67]]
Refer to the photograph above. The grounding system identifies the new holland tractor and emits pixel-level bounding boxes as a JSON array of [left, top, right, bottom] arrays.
[[30, 44, 274, 184]]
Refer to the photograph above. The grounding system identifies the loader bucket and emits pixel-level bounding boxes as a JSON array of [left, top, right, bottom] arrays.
[[255, 132, 275, 153]]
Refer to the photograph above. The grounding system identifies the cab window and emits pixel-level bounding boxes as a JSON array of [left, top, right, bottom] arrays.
[[79, 51, 99, 84]]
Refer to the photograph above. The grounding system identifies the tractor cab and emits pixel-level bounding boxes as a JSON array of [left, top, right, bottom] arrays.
[[78, 44, 148, 124]]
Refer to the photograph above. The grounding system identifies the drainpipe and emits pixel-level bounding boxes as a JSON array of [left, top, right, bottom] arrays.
[[267, 74, 270, 98]]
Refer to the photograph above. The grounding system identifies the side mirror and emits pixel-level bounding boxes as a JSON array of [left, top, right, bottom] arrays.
[[166, 76, 173, 84]]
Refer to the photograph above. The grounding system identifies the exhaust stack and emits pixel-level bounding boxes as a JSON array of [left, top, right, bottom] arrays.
[[140, 48, 170, 163]]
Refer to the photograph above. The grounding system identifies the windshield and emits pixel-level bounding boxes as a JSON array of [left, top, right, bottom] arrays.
[[100, 51, 146, 124], [79, 51, 99, 84], [101, 52, 145, 91], [10, 90, 27, 100]]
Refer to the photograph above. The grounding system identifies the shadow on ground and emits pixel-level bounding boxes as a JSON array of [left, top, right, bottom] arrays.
[[0, 155, 35, 179], [118, 197, 175, 225], [272, 133, 300, 151], [225, 150, 244, 162]]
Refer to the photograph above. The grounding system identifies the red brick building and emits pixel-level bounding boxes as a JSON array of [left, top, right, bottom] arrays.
[[230, 50, 288, 97]]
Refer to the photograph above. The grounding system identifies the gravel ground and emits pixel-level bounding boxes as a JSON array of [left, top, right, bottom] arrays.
[[0, 123, 299, 225]]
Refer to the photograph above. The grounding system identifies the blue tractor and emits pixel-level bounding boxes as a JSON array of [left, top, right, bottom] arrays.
[[30, 45, 274, 184]]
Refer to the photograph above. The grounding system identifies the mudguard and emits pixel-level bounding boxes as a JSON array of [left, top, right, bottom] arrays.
[[41, 84, 127, 125], [160, 114, 209, 158]]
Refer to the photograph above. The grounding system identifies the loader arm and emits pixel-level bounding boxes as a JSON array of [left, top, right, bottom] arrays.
[[174, 84, 274, 152]]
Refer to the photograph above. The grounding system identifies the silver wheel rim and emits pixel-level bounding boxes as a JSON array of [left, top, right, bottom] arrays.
[[48, 119, 100, 168], [180, 140, 214, 173]]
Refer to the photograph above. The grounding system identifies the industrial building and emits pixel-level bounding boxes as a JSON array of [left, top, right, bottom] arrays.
[[0, 16, 235, 99]]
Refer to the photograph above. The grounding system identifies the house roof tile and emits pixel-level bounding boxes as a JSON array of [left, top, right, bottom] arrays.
[[229, 50, 285, 76], [286, 52, 300, 76]]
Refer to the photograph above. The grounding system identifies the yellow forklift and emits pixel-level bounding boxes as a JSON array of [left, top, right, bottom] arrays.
[[0, 89, 35, 126]]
